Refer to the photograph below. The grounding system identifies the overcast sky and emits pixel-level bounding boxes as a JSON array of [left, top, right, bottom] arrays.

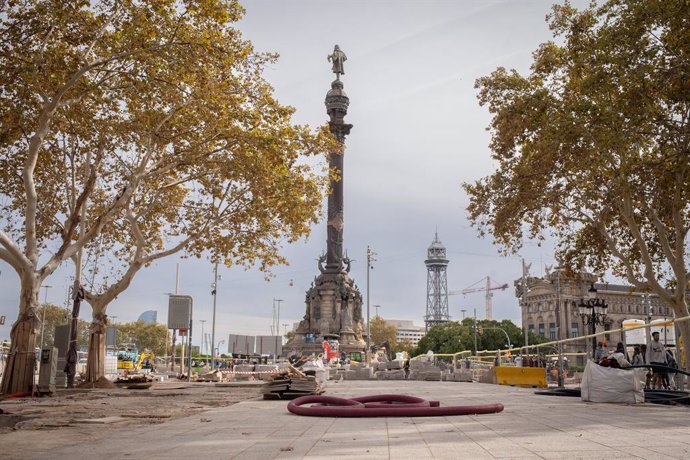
[[0, 0, 592, 350]]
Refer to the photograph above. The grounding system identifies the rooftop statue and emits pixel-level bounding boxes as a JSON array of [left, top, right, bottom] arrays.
[[328, 45, 347, 78]]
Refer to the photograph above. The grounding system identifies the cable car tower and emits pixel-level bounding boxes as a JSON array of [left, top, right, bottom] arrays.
[[424, 232, 450, 330]]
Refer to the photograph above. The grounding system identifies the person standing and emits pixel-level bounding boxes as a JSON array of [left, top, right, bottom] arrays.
[[640, 344, 652, 389], [665, 347, 678, 390], [632, 346, 644, 366], [646, 332, 667, 389]]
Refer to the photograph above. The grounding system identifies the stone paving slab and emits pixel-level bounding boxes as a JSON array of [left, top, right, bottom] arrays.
[[23, 380, 690, 459]]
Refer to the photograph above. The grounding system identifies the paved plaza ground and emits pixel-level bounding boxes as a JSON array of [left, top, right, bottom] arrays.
[[3, 379, 690, 459]]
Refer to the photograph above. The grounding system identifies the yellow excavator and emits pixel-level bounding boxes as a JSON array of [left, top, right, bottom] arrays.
[[117, 344, 138, 370], [135, 350, 156, 371], [117, 345, 155, 372]]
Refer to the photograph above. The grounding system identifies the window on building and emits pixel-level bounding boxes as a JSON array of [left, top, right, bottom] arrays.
[[528, 324, 534, 334], [539, 323, 545, 337], [571, 322, 579, 338], [604, 323, 611, 341], [549, 323, 556, 340]]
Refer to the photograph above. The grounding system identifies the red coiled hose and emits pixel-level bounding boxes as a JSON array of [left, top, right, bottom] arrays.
[[288, 394, 504, 417]]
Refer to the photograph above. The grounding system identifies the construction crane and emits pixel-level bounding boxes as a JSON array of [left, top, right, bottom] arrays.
[[449, 276, 508, 320]]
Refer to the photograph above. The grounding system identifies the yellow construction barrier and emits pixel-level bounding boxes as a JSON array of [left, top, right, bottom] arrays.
[[493, 367, 547, 388]]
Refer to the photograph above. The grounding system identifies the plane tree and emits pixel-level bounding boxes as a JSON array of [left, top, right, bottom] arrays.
[[115, 321, 169, 357], [465, 1, 690, 369], [369, 316, 398, 351], [0, 0, 332, 393], [414, 319, 533, 356]]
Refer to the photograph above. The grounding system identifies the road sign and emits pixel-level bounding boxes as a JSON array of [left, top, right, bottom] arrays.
[[167, 295, 192, 329]]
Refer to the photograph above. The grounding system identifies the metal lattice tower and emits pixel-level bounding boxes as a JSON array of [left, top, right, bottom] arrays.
[[424, 232, 450, 330]]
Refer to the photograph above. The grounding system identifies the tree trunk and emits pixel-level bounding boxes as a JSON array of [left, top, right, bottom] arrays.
[[675, 315, 690, 390], [85, 310, 107, 382], [1, 283, 40, 395]]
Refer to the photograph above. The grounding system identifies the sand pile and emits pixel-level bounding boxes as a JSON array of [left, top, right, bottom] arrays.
[[76, 376, 116, 389]]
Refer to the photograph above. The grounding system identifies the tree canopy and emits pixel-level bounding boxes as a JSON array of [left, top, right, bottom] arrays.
[[0, 0, 333, 393], [414, 319, 541, 355], [466, 1, 689, 313], [115, 321, 169, 357], [38, 304, 90, 351], [369, 316, 398, 350], [465, 0, 690, 369]]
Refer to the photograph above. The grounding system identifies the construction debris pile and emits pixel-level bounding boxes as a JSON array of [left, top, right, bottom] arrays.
[[196, 364, 281, 382], [114, 370, 154, 389], [262, 365, 324, 400]]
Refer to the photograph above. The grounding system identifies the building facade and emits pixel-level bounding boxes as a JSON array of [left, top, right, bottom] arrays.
[[515, 269, 674, 363], [385, 319, 425, 346]]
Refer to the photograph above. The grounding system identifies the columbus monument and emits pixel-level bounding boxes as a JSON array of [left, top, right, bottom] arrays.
[[285, 46, 367, 357]]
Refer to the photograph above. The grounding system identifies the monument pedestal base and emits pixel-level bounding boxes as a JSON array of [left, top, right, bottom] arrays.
[[284, 271, 366, 357]]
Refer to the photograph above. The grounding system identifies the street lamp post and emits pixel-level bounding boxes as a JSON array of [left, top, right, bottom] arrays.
[[211, 263, 219, 369], [271, 298, 283, 361], [486, 326, 512, 350], [216, 339, 225, 363], [272, 298, 284, 338], [39, 285, 52, 351], [578, 284, 608, 359], [199, 319, 207, 364], [366, 246, 376, 359]]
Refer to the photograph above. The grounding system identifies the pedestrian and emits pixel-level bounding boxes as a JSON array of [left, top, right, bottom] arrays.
[[403, 356, 411, 379], [594, 342, 607, 363], [665, 347, 678, 390], [646, 332, 667, 389], [640, 344, 652, 389], [608, 342, 631, 367], [631, 346, 644, 366]]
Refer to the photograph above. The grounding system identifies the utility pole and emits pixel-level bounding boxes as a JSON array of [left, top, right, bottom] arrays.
[[366, 246, 376, 359], [474, 308, 478, 357], [521, 259, 529, 348], [200, 319, 207, 363], [270, 299, 275, 335], [39, 285, 52, 351], [66, 150, 90, 388], [644, 293, 652, 347], [272, 298, 283, 360], [170, 264, 180, 372], [555, 269, 564, 388], [273, 298, 284, 338], [211, 263, 219, 369]]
